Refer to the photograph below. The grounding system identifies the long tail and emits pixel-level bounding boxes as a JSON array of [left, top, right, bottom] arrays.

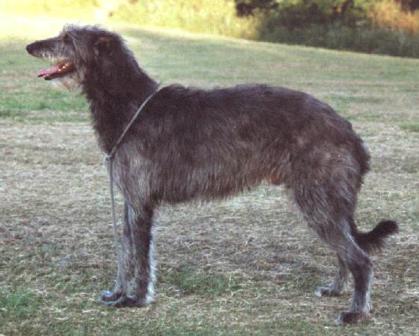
[[353, 220, 399, 254]]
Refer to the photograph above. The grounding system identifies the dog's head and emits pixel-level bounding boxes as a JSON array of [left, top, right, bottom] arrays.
[[26, 25, 125, 89]]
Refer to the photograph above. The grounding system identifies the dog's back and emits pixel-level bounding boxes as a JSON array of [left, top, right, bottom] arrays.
[[130, 84, 368, 203]]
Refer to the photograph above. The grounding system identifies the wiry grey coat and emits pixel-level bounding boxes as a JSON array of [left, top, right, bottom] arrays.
[[26, 25, 398, 324]]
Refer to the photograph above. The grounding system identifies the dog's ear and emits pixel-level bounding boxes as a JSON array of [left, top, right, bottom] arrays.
[[94, 36, 115, 56]]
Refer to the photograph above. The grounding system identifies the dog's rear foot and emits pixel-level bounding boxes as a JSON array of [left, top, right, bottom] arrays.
[[336, 311, 370, 325], [315, 285, 343, 297], [101, 293, 147, 308]]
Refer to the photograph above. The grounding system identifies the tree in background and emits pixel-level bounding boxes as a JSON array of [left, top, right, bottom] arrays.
[[235, 0, 278, 16], [234, 0, 374, 27], [235, 0, 419, 26], [395, 0, 419, 10], [235, 0, 419, 15]]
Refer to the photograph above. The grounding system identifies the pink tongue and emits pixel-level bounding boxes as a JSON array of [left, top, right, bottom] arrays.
[[38, 64, 60, 77]]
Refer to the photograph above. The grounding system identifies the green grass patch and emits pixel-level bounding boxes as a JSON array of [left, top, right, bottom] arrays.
[[400, 122, 419, 133], [0, 289, 42, 320], [162, 265, 242, 297]]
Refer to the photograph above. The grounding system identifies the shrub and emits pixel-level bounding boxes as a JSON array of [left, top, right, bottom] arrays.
[[251, 0, 419, 57], [368, 0, 419, 33]]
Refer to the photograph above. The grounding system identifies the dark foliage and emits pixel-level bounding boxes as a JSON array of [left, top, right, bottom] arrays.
[[236, 0, 368, 28], [396, 0, 419, 11], [235, 0, 278, 16]]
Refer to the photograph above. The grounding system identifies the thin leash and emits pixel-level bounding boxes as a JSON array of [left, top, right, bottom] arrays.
[[104, 86, 162, 253]]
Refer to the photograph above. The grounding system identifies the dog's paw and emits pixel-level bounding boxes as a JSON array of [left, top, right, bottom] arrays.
[[100, 290, 123, 303], [315, 286, 342, 297], [101, 294, 148, 308], [336, 311, 370, 325]]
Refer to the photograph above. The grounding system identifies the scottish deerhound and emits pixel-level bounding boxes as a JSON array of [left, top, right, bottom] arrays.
[[26, 25, 398, 324]]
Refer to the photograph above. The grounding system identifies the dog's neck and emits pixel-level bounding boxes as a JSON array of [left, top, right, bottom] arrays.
[[83, 65, 158, 153]]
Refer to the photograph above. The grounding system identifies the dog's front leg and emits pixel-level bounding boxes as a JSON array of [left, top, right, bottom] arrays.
[[101, 202, 134, 304], [102, 201, 155, 307]]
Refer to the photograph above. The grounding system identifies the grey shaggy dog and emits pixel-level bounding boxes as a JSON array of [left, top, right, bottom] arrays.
[[26, 25, 398, 324]]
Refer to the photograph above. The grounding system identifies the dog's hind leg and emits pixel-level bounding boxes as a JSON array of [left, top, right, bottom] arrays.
[[336, 239, 373, 324], [293, 181, 373, 324], [315, 254, 348, 297], [102, 202, 155, 307]]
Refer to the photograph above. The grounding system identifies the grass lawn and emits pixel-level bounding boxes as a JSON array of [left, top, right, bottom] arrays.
[[0, 15, 418, 336]]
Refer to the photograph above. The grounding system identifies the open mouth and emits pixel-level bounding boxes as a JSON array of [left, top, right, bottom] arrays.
[[38, 60, 75, 80]]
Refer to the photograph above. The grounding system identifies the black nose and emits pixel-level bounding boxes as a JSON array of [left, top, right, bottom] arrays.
[[26, 41, 39, 55], [26, 43, 36, 55]]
